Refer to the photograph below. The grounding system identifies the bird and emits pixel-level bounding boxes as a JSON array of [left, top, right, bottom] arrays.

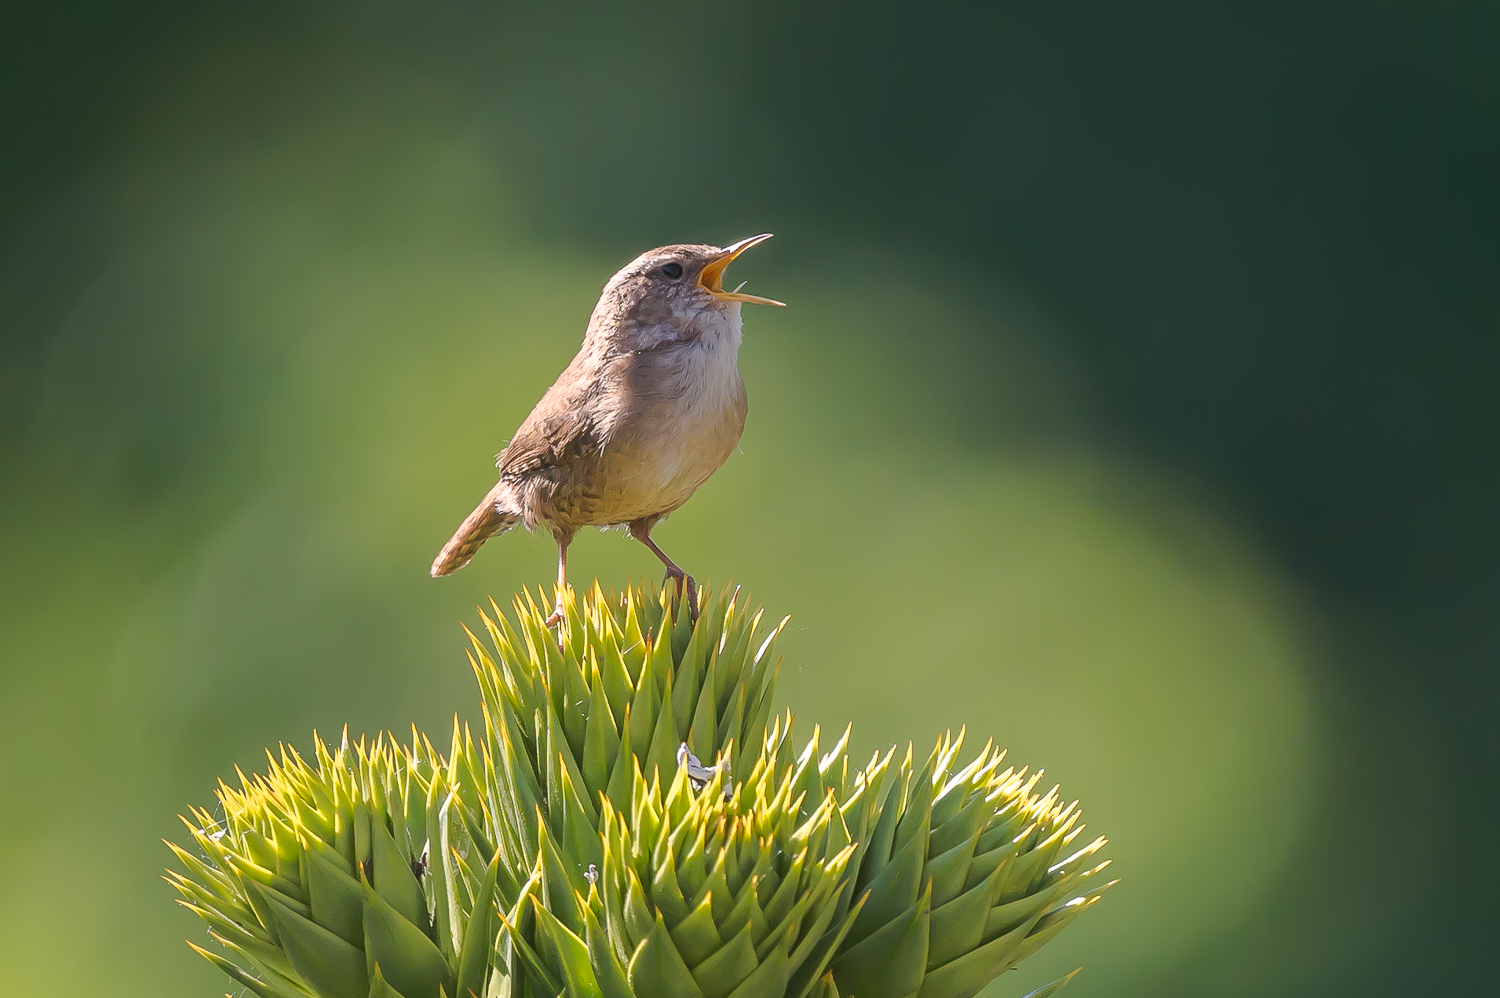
[[430, 234, 783, 625]]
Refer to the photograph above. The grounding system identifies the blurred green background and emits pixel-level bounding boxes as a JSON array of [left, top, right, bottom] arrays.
[[1, 3, 1494, 996]]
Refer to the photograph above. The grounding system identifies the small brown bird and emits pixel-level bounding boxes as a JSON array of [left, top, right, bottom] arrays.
[[430, 234, 783, 624]]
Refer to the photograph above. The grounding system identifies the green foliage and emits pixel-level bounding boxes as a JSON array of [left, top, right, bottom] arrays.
[[170, 582, 1114, 998], [832, 733, 1112, 998], [165, 732, 481, 998], [463, 583, 785, 888]]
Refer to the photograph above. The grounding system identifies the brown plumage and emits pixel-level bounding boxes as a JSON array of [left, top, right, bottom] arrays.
[[430, 235, 783, 623]]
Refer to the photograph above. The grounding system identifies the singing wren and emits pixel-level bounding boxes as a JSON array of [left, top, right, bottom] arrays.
[[430, 234, 783, 624]]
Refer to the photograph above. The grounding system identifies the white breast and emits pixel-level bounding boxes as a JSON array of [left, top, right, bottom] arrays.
[[608, 306, 747, 519]]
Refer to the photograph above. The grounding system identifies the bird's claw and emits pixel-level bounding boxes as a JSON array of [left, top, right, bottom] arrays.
[[665, 570, 699, 624]]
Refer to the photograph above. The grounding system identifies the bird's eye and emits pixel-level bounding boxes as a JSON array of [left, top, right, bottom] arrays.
[[660, 262, 684, 280]]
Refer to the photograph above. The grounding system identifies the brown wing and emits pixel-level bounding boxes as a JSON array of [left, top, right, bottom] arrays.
[[496, 359, 607, 482]]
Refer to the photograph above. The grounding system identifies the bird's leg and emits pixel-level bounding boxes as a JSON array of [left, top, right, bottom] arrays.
[[544, 530, 574, 628], [629, 519, 698, 623]]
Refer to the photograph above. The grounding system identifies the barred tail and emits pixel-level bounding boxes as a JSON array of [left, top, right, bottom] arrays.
[[430, 486, 517, 577]]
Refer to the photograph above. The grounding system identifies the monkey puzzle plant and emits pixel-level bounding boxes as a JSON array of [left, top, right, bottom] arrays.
[[170, 583, 1114, 998], [165, 732, 487, 998]]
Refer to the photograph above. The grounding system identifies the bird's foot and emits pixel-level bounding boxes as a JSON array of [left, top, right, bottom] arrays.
[[665, 570, 699, 624]]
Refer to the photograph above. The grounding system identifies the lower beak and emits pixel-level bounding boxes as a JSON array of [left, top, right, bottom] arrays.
[[699, 233, 785, 306]]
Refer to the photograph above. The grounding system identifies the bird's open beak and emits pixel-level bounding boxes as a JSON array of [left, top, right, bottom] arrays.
[[699, 233, 785, 306]]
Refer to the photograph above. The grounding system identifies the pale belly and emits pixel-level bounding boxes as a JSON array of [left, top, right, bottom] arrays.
[[594, 392, 745, 524]]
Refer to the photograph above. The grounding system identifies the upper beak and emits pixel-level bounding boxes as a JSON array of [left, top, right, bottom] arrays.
[[698, 233, 785, 306]]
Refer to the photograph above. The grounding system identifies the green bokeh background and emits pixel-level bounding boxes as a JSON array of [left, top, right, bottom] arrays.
[[1, 4, 1493, 996]]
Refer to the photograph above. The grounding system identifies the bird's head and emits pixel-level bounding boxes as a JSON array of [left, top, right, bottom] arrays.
[[588, 234, 784, 351]]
